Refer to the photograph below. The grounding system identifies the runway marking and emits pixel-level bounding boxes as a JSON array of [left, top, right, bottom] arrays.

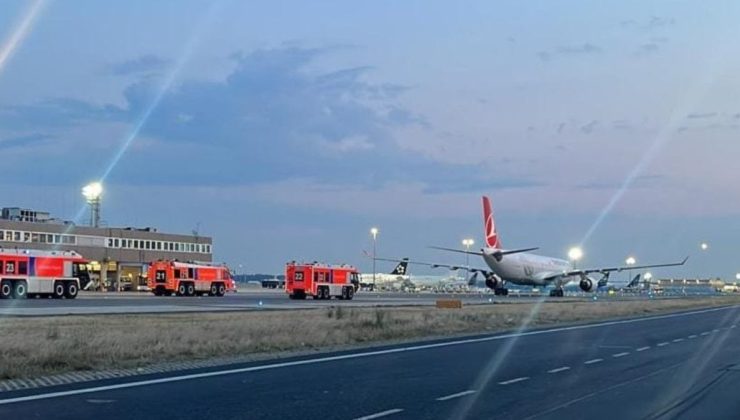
[[353, 409, 404, 420], [672, 338, 684, 343], [1, 305, 737, 406], [700, 332, 711, 336], [712, 329, 720, 333], [498, 377, 529, 385], [524, 362, 683, 420], [636, 346, 650, 352], [657, 342, 669, 347], [612, 352, 630, 358], [547, 366, 570, 374], [435, 390, 476, 401], [688, 335, 697, 339], [584, 358, 603, 365]]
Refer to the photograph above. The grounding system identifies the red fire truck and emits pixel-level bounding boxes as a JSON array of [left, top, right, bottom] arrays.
[[285, 262, 360, 300], [0, 249, 89, 299], [147, 260, 236, 297]]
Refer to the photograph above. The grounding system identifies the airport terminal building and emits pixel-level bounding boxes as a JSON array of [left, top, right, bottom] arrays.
[[0, 207, 212, 291]]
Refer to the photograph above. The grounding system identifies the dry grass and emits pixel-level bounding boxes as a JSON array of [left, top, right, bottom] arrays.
[[1, 296, 739, 380]]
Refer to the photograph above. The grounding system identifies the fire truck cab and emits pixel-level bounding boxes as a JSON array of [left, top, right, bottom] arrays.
[[148, 260, 236, 297], [0, 249, 89, 299], [285, 262, 360, 300]]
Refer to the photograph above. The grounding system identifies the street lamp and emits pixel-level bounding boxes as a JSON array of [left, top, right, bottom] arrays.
[[644, 272, 653, 290], [735, 273, 740, 282], [568, 247, 583, 269], [370, 227, 379, 290], [625, 256, 636, 283], [700, 242, 709, 251], [82, 182, 103, 227], [462, 238, 475, 273]]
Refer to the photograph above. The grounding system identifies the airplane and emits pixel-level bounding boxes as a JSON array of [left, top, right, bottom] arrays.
[[359, 258, 410, 290], [380, 196, 688, 297]]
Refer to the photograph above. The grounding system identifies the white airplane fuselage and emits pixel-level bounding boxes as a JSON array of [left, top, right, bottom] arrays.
[[482, 249, 573, 286]]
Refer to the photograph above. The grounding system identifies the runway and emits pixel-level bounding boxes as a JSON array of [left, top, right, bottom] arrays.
[[0, 289, 503, 316], [2, 305, 739, 419], [0, 288, 712, 316]]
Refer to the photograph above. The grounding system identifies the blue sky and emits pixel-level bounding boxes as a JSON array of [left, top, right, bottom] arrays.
[[1, 1, 739, 278]]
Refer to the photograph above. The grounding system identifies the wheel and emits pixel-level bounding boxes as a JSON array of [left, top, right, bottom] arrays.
[[52, 281, 66, 299], [346, 287, 354, 300], [186, 283, 195, 297], [217, 284, 225, 296], [0, 281, 12, 299], [153, 288, 163, 296], [13, 281, 28, 299], [340, 287, 347, 300], [177, 283, 187, 296], [64, 282, 79, 299], [209, 283, 218, 296], [502, 288, 509, 296], [164, 291, 173, 297]]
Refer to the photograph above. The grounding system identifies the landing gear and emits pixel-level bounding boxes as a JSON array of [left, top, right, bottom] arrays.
[[549, 288, 564, 297], [494, 288, 509, 296]]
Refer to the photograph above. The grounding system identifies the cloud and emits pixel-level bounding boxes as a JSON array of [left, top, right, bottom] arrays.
[[580, 120, 599, 134], [0, 133, 50, 150], [538, 43, 602, 61], [108, 54, 171, 76], [633, 43, 660, 56], [621, 16, 675, 31], [686, 112, 717, 119], [556, 43, 602, 55], [0, 46, 499, 191]]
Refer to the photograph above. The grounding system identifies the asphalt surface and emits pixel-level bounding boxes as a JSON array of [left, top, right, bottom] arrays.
[[0, 289, 506, 316], [2, 305, 740, 419], [0, 288, 711, 316]]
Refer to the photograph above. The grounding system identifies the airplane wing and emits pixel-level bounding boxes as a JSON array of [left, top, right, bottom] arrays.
[[539, 257, 689, 282], [428, 246, 539, 257], [373, 257, 493, 275]]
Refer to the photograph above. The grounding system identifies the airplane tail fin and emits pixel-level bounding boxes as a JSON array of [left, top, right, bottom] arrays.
[[482, 196, 502, 248], [391, 258, 408, 276], [627, 274, 641, 288]]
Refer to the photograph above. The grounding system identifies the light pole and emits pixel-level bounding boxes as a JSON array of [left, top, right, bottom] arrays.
[[81, 182, 103, 227], [462, 238, 474, 274], [568, 247, 583, 269], [644, 272, 653, 290], [625, 256, 636, 283], [370, 227, 379, 290]]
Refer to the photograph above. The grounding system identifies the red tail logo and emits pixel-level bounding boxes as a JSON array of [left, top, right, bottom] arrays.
[[482, 196, 501, 248]]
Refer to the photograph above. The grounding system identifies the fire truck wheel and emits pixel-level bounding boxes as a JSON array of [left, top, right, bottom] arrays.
[[217, 284, 226, 296], [186, 283, 196, 297], [177, 283, 187, 296], [346, 287, 354, 300], [0, 281, 12, 299], [12, 281, 28, 299], [64, 282, 79, 299], [52, 282, 66, 299], [153, 288, 163, 296], [209, 283, 218, 296]]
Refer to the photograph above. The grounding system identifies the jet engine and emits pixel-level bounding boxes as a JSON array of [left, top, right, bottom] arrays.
[[579, 276, 596, 292], [485, 273, 504, 290]]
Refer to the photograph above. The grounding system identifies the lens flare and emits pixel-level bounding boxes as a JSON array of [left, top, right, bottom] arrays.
[[0, 0, 45, 75]]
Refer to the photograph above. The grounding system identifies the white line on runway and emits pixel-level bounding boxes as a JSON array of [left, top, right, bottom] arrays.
[[713, 329, 720, 333], [584, 358, 603, 365], [701, 332, 711, 336], [672, 338, 684, 343], [1, 305, 737, 406], [636, 346, 650, 352], [548, 366, 571, 374], [688, 335, 697, 339], [353, 409, 404, 420], [498, 377, 529, 385], [435, 390, 476, 401], [612, 352, 629, 358], [657, 342, 669, 347]]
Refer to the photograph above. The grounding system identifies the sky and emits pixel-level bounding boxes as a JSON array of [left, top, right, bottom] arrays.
[[0, 0, 738, 278]]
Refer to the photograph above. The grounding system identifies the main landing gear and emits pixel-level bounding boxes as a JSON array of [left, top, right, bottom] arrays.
[[549, 288, 564, 297]]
